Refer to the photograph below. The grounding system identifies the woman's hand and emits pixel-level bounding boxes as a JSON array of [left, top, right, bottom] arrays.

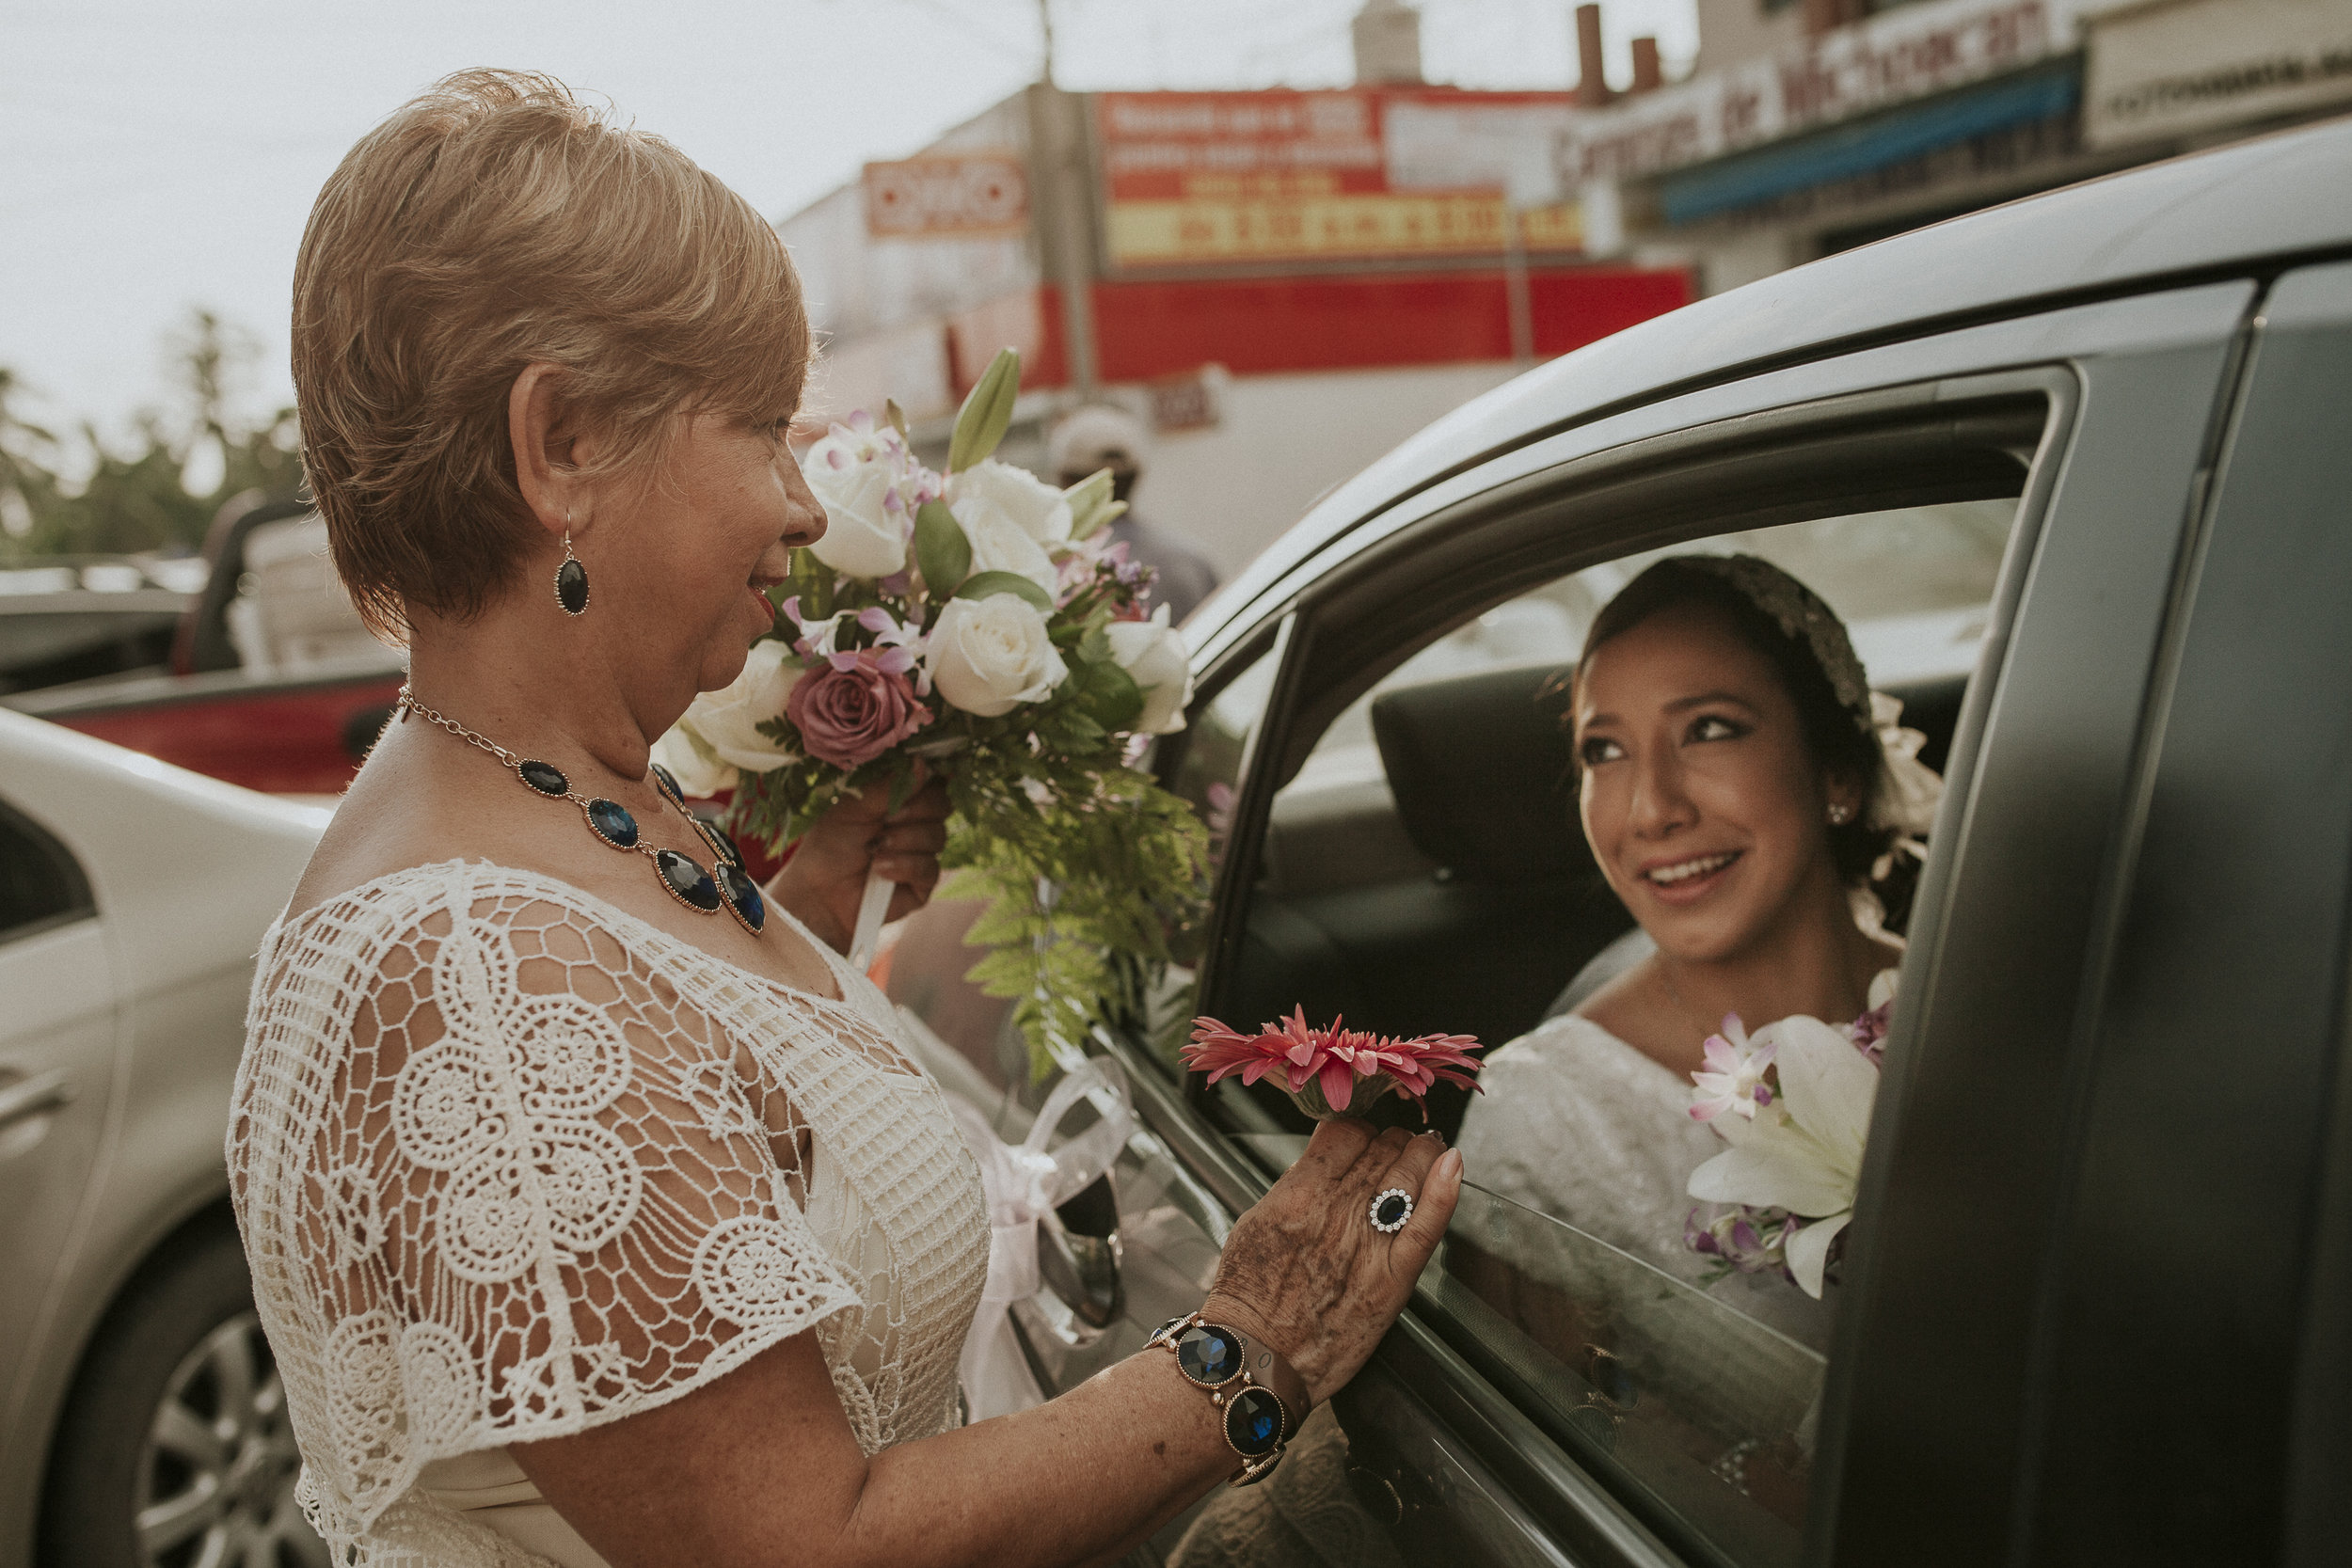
[[1201, 1121, 1463, 1406], [766, 774, 951, 955]]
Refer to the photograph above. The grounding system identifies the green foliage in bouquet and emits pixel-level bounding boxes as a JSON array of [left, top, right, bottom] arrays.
[[942, 740, 1210, 1081]]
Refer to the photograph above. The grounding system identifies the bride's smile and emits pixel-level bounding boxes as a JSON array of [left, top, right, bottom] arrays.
[[1640, 847, 1741, 895]]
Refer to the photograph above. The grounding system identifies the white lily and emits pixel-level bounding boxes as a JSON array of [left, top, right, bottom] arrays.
[[1686, 1014, 1877, 1298]]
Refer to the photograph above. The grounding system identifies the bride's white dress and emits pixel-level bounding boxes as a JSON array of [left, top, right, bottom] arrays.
[[229, 860, 989, 1567], [1456, 1008, 1850, 1350]]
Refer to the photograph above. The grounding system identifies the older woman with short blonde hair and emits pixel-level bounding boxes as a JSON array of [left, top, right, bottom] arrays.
[[230, 70, 1460, 1568]]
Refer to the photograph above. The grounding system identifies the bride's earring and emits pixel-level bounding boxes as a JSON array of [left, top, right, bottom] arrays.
[[555, 520, 590, 616], [1827, 801, 1855, 825]]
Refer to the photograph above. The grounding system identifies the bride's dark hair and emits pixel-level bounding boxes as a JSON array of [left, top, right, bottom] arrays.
[[1575, 555, 1896, 887]]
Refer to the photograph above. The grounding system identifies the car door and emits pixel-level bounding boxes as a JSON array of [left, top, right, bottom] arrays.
[[0, 798, 119, 1440], [1083, 277, 2253, 1567], [1970, 257, 2352, 1568]]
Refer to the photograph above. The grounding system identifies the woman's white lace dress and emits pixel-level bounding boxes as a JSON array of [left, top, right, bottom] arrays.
[[228, 860, 989, 1566]]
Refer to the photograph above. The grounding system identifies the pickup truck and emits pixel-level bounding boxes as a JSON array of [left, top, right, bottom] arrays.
[[3, 498, 402, 797]]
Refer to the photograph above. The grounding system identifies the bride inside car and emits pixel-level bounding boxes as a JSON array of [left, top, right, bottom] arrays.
[[891, 489, 2019, 1563]]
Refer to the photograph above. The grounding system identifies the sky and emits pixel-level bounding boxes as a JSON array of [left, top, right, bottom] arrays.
[[0, 0, 1699, 454]]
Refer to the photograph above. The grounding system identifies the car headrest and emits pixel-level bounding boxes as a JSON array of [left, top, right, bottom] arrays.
[[1371, 664, 1589, 883]]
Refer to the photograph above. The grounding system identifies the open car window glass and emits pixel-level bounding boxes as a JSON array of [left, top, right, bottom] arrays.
[[1202, 497, 2020, 1565]]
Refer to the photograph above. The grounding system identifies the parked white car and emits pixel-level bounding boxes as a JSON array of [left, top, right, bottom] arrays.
[[0, 709, 326, 1568]]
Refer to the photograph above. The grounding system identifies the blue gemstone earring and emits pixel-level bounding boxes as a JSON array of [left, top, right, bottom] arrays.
[[555, 524, 590, 615]]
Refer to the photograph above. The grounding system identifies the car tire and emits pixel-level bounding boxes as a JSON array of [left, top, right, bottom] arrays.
[[38, 1220, 324, 1568]]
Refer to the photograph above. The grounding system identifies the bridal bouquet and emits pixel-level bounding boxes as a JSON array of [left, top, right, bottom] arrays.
[[1681, 999, 1887, 1298], [656, 350, 1211, 1077], [1182, 1008, 1484, 1123]]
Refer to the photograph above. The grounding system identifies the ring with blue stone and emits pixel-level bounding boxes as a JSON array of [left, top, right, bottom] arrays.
[[1369, 1187, 1415, 1234]]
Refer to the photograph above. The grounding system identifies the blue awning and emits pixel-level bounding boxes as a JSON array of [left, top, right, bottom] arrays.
[[1659, 59, 2083, 226]]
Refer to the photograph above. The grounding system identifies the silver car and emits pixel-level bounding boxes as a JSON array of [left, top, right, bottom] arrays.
[[0, 709, 325, 1568], [896, 115, 2352, 1567]]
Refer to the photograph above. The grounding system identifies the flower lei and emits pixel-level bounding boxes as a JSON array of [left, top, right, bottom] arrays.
[[1682, 992, 1889, 1298]]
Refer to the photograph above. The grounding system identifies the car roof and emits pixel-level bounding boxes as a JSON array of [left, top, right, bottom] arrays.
[[1192, 114, 2352, 646]]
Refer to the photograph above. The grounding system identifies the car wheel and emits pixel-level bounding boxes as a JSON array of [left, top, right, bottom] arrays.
[[39, 1222, 325, 1568]]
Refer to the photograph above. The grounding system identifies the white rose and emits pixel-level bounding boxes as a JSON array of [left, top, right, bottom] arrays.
[[673, 639, 803, 775], [803, 444, 908, 580], [1104, 604, 1193, 735], [949, 458, 1073, 546], [953, 500, 1059, 594], [925, 593, 1069, 718], [650, 724, 733, 799]]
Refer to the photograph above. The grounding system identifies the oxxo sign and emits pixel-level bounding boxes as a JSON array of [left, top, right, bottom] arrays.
[[862, 156, 1030, 240], [1558, 0, 2074, 186]]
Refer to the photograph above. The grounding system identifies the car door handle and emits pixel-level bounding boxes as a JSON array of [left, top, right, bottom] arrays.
[[0, 1068, 73, 1132]]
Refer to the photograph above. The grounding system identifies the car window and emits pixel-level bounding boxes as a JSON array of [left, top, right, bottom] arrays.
[[1200, 496, 2021, 1565], [0, 800, 95, 943], [1150, 647, 1280, 1075]]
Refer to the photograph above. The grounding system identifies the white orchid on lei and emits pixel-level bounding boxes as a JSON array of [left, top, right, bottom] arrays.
[[1685, 1006, 1884, 1298], [1687, 1015, 1775, 1122]]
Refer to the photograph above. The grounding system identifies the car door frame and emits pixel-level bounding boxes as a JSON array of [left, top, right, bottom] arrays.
[[1987, 259, 2352, 1568], [1102, 277, 2258, 1566]]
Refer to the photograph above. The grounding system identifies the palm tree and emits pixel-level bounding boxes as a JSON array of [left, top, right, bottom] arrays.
[[0, 367, 59, 547]]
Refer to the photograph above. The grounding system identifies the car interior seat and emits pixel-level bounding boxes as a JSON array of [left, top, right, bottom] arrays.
[[1224, 662, 1635, 1139]]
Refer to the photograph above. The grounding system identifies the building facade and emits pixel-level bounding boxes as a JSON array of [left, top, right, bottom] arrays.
[[778, 0, 2350, 583], [779, 81, 1692, 582], [1581, 0, 2352, 292]]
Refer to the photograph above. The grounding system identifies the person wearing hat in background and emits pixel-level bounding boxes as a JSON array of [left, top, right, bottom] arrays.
[[1050, 404, 1220, 624]]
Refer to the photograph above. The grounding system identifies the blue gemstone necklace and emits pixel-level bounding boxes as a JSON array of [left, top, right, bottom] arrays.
[[396, 689, 766, 936]]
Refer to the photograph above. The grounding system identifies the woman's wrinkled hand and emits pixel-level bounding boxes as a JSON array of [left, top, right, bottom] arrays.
[[765, 773, 950, 955], [1201, 1122, 1463, 1406]]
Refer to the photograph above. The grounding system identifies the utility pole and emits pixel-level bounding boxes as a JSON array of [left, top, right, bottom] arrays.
[[1038, 0, 1057, 87]]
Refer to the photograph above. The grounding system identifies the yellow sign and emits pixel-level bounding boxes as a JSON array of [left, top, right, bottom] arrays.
[[1106, 195, 1581, 267]]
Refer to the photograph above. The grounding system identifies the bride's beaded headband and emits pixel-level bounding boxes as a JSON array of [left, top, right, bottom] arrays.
[[1674, 552, 1943, 846], [1675, 554, 1875, 736]]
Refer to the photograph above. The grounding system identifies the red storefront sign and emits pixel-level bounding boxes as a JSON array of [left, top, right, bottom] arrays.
[[944, 268, 1692, 396]]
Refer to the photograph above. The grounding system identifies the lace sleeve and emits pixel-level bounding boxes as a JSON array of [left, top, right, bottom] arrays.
[[231, 870, 861, 1542]]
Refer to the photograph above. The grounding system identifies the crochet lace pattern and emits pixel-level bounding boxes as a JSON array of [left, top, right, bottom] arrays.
[[229, 860, 988, 1565]]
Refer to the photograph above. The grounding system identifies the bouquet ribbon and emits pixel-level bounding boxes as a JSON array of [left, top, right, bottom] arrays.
[[849, 868, 896, 973], [948, 1057, 1135, 1419]]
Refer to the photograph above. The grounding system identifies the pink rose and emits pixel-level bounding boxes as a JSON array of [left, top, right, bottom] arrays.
[[786, 652, 931, 770]]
